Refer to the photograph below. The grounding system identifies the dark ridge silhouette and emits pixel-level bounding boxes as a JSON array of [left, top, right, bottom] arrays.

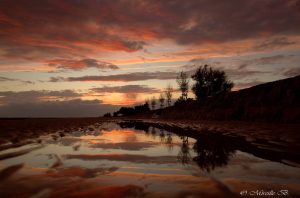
[[112, 102, 150, 117], [163, 75, 300, 123]]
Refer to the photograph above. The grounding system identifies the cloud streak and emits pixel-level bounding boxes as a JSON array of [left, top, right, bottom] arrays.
[[0, 76, 34, 84], [91, 85, 159, 93], [0, 90, 81, 104], [0, 99, 120, 117], [50, 71, 178, 82], [253, 37, 296, 50], [282, 67, 300, 77], [48, 58, 119, 70]]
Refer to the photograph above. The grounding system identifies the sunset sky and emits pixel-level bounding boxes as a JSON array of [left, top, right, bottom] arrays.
[[1, 0, 300, 117]]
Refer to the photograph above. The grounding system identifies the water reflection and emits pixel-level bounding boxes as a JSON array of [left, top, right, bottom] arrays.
[[192, 137, 235, 172], [165, 132, 173, 151], [119, 122, 234, 172], [171, 134, 234, 172], [1, 122, 300, 197], [119, 121, 150, 133], [177, 136, 191, 165], [150, 127, 157, 139], [159, 128, 165, 142]]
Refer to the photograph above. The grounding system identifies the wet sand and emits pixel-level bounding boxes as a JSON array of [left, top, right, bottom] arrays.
[[0, 117, 299, 165], [0, 118, 113, 144], [0, 120, 299, 198]]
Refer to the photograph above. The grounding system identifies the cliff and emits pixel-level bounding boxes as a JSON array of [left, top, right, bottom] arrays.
[[161, 75, 300, 123]]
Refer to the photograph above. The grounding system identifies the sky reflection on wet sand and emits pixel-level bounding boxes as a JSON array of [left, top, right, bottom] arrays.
[[0, 122, 300, 197]]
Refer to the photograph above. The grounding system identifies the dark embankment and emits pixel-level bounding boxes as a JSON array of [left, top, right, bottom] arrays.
[[162, 75, 300, 123]]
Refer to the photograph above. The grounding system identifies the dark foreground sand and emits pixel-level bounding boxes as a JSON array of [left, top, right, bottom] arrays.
[[0, 117, 300, 198], [0, 118, 112, 145]]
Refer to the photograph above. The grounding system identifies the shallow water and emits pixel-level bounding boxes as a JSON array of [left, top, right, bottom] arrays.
[[0, 122, 300, 197]]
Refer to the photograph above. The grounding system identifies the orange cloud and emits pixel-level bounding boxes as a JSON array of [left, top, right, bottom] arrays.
[[1, 0, 299, 63]]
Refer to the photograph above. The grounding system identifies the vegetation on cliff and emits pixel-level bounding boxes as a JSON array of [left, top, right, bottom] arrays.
[[105, 65, 299, 123]]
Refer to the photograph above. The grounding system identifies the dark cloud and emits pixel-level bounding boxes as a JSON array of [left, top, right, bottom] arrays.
[[91, 85, 159, 93], [50, 65, 270, 83], [122, 40, 146, 51], [0, 90, 81, 104], [50, 71, 178, 82], [0, 42, 72, 61], [184, 63, 269, 81], [0, 0, 299, 62], [48, 58, 119, 70], [254, 55, 288, 64], [0, 99, 120, 117], [254, 37, 296, 50], [192, 66, 269, 81], [188, 54, 297, 80], [223, 68, 269, 81], [0, 76, 34, 84], [0, 76, 14, 81], [49, 77, 65, 82], [237, 63, 248, 70], [234, 80, 265, 89], [191, 54, 293, 69], [0, 90, 122, 117], [282, 67, 300, 77], [236, 55, 291, 69]]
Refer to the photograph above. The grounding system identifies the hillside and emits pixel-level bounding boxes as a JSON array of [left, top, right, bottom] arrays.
[[161, 75, 300, 123]]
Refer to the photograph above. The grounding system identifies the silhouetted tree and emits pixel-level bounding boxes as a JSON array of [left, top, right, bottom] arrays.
[[176, 71, 189, 100], [113, 101, 150, 116], [164, 84, 173, 107], [150, 96, 156, 110], [191, 65, 233, 100], [174, 97, 194, 106], [159, 93, 165, 109], [117, 107, 135, 116], [134, 103, 150, 113], [145, 98, 150, 106], [103, 112, 111, 117]]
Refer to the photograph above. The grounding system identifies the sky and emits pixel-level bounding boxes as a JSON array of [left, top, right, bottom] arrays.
[[0, 0, 300, 117]]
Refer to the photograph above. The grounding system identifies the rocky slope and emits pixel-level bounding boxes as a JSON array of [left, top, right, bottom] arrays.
[[162, 75, 300, 123]]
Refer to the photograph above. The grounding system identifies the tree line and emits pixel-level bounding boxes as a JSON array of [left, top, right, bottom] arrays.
[[104, 65, 234, 117]]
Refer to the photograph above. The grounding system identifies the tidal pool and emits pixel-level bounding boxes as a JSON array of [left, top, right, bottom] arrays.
[[0, 122, 299, 198]]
